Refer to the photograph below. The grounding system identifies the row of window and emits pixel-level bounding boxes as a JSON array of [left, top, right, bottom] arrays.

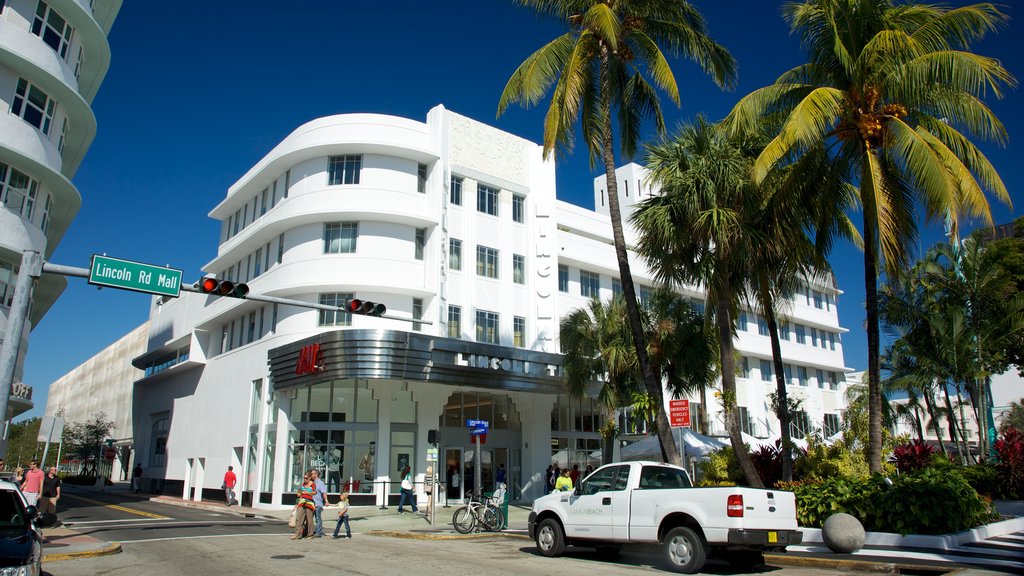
[[1, 162, 52, 233], [224, 174, 288, 242], [738, 312, 838, 351], [446, 240, 526, 283], [741, 357, 844, 390], [557, 264, 656, 303], [445, 305, 527, 347], [219, 233, 285, 285], [449, 176, 526, 223], [220, 303, 279, 354]]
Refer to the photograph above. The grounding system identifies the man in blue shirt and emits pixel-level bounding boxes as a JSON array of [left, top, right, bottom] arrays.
[[310, 469, 327, 538]]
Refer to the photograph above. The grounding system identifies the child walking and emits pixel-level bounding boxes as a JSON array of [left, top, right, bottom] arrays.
[[332, 492, 351, 539]]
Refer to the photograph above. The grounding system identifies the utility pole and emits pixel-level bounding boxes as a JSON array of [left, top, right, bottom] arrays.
[[0, 251, 42, 437]]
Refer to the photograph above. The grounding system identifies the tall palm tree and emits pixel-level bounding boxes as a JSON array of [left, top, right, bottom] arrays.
[[634, 117, 769, 487], [499, 0, 736, 465], [724, 0, 1015, 472], [560, 296, 636, 465]]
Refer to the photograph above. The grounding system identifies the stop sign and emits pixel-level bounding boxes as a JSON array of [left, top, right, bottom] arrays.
[[104, 447, 117, 460]]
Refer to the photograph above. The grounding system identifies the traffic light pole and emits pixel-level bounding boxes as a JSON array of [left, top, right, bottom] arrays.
[[0, 251, 43, 435], [40, 261, 431, 324]]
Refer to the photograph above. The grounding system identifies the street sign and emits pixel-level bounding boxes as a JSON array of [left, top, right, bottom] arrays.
[[36, 416, 64, 443], [669, 399, 691, 427], [103, 447, 117, 460], [470, 427, 487, 436], [426, 447, 438, 461], [88, 255, 183, 298], [466, 419, 489, 428]]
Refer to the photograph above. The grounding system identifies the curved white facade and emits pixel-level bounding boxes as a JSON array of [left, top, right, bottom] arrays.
[[0, 0, 119, 421], [130, 106, 851, 508]]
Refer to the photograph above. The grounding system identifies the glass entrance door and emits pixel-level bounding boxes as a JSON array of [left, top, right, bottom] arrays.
[[444, 448, 463, 502]]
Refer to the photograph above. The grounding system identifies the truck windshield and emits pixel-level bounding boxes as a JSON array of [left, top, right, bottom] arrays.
[[0, 491, 28, 528], [639, 466, 692, 489]]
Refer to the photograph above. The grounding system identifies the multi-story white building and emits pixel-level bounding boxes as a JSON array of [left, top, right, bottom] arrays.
[[0, 0, 120, 433], [129, 105, 851, 508]]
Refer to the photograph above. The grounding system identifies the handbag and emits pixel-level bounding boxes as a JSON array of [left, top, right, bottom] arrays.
[[401, 477, 413, 491], [288, 506, 297, 528]]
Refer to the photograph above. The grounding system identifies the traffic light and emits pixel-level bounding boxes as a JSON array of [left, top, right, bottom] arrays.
[[346, 298, 386, 316], [196, 277, 249, 299]]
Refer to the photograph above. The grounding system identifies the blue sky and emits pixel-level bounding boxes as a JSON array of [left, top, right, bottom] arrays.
[[18, 1, 1023, 421]]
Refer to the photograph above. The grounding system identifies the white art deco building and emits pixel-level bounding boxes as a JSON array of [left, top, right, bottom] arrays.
[[0, 0, 120, 427], [131, 105, 851, 508]]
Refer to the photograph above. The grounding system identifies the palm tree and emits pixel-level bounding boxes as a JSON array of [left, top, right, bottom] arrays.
[[499, 0, 736, 465], [560, 296, 636, 465], [634, 117, 769, 487], [724, 0, 1015, 473]]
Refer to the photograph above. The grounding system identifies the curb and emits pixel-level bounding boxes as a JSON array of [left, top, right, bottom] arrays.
[[44, 542, 123, 562], [367, 529, 532, 541]]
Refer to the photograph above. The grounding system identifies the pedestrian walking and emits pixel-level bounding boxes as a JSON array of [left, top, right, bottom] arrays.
[[397, 465, 418, 514], [423, 465, 434, 517], [131, 463, 143, 493], [311, 469, 327, 537], [39, 466, 61, 515], [290, 474, 316, 539], [332, 492, 351, 539], [222, 466, 238, 506], [21, 461, 44, 506], [555, 468, 573, 492]]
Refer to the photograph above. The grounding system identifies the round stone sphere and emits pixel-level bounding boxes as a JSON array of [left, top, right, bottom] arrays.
[[822, 513, 866, 553]]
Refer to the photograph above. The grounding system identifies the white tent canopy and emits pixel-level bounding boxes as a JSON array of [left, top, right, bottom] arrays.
[[620, 428, 728, 461]]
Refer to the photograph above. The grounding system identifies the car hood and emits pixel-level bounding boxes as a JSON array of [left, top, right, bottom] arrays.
[[0, 530, 37, 567]]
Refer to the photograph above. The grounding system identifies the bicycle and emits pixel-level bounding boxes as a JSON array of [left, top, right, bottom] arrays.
[[452, 485, 506, 534]]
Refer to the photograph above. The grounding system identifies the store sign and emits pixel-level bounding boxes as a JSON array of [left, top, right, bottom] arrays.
[[295, 343, 323, 375], [458, 353, 558, 377]]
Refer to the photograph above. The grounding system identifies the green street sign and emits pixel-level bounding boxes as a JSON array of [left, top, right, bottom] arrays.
[[88, 255, 182, 297]]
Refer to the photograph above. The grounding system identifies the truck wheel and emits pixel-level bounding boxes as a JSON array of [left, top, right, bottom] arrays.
[[663, 527, 706, 573], [535, 518, 566, 557]]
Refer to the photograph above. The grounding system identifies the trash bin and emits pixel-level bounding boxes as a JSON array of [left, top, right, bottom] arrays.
[[484, 483, 509, 529]]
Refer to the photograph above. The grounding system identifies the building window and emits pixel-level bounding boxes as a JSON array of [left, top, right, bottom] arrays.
[[476, 310, 499, 344], [737, 311, 748, 331], [476, 245, 499, 279], [512, 254, 525, 284], [449, 238, 462, 270], [816, 369, 826, 389], [828, 371, 839, 390], [639, 285, 652, 304], [277, 233, 285, 263], [328, 155, 361, 185], [757, 315, 769, 336], [253, 247, 263, 277], [740, 357, 751, 379], [40, 194, 51, 233], [823, 414, 840, 438], [514, 316, 526, 347], [828, 332, 836, 351], [738, 406, 754, 436], [417, 163, 427, 193], [477, 184, 498, 216], [512, 194, 525, 223], [32, 2, 74, 59], [612, 279, 622, 297], [580, 270, 600, 299], [784, 363, 793, 385], [318, 292, 353, 326], [11, 78, 55, 135], [760, 359, 772, 382], [798, 366, 809, 386], [450, 175, 462, 205], [779, 320, 790, 340], [789, 411, 811, 438], [324, 222, 357, 253], [412, 298, 423, 331], [813, 290, 823, 309], [415, 228, 426, 260], [57, 117, 67, 153], [0, 261, 15, 308], [811, 327, 819, 347], [796, 324, 806, 344], [150, 416, 169, 468], [0, 163, 39, 220], [558, 264, 569, 292], [448, 305, 461, 338]]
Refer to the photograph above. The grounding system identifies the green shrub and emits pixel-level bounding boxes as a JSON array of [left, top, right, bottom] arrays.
[[796, 436, 875, 482], [957, 463, 1002, 499], [698, 446, 743, 485], [994, 426, 1024, 499], [794, 470, 997, 535]]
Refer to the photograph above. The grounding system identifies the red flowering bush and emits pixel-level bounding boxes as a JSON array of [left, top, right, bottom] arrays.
[[892, 439, 937, 473], [994, 427, 1024, 499]]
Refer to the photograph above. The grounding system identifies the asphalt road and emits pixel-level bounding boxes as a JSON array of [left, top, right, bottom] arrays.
[[57, 492, 284, 543]]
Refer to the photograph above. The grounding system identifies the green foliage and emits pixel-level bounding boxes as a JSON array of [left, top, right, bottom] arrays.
[[795, 436, 874, 482], [795, 470, 998, 535], [892, 439, 939, 473], [698, 446, 743, 485], [3, 418, 44, 467], [994, 427, 1024, 499], [62, 413, 116, 464], [957, 463, 1002, 499], [1001, 400, 1024, 435]]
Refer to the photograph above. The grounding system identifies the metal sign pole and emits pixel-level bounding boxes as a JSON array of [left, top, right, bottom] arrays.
[[0, 252, 41, 431]]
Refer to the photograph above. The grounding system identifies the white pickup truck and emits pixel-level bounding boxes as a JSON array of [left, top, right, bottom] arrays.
[[528, 461, 802, 573]]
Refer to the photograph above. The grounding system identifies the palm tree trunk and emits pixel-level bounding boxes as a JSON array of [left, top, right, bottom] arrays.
[[698, 386, 709, 436], [716, 297, 764, 488], [942, 383, 967, 463], [913, 404, 924, 442], [922, 388, 947, 455], [955, 385, 978, 464], [597, 45, 680, 466], [764, 306, 793, 482], [861, 188, 883, 474]]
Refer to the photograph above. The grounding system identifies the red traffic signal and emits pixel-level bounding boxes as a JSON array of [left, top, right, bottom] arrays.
[[196, 277, 249, 299], [346, 298, 386, 316]]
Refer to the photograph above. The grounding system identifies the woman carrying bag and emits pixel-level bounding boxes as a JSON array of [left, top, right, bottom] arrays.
[[396, 465, 418, 514], [290, 472, 316, 539]]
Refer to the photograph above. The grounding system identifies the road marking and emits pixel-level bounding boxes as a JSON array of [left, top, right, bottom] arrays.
[[116, 533, 290, 544], [68, 519, 273, 527], [64, 494, 169, 519]]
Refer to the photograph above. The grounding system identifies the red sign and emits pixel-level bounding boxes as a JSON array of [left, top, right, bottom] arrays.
[[295, 343, 323, 375], [104, 447, 117, 460], [669, 399, 691, 428], [470, 433, 487, 444]]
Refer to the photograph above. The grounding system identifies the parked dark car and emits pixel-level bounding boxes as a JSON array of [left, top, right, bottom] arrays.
[[0, 480, 58, 575]]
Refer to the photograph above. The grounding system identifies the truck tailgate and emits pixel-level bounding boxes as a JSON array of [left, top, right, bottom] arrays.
[[737, 489, 799, 531]]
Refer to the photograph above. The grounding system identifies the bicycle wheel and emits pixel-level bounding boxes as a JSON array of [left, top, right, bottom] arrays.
[[452, 506, 475, 534], [480, 506, 504, 532]]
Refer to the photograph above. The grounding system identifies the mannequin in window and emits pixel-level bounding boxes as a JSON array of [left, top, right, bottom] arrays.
[[358, 442, 375, 481], [327, 448, 342, 492]]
